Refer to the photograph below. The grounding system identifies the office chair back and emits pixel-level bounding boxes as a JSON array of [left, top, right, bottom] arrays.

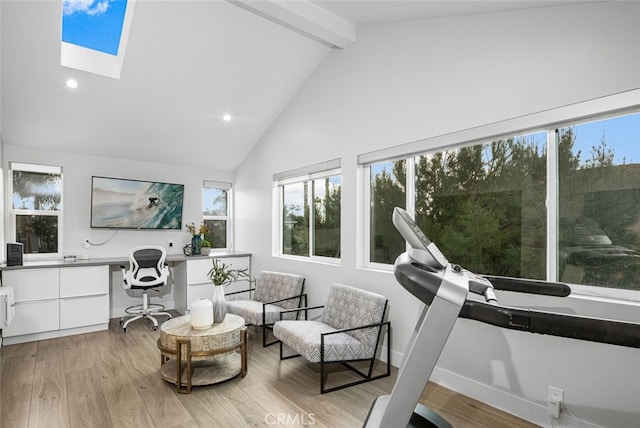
[[123, 246, 169, 289]]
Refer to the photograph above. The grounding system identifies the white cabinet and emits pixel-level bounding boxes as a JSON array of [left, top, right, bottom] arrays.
[[59, 266, 109, 330], [3, 269, 60, 338], [2, 265, 109, 344], [4, 300, 59, 337], [174, 255, 251, 313]]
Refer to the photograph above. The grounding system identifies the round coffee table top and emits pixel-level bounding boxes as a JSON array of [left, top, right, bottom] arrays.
[[160, 313, 244, 338]]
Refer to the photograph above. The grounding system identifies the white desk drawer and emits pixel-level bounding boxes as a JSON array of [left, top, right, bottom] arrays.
[[60, 266, 109, 297], [60, 294, 109, 329], [3, 269, 59, 302], [3, 299, 59, 337], [186, 259, 214, 284]]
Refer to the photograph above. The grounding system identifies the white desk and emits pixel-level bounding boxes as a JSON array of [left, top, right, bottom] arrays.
[[0, 252, 251, 345]]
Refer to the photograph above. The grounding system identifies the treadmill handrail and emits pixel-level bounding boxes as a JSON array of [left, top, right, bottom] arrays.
[[482, 275, 571, 297], [460, 300, 640, 348]]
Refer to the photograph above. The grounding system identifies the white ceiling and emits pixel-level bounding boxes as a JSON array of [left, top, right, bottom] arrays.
[[0, 0, 595, 170]]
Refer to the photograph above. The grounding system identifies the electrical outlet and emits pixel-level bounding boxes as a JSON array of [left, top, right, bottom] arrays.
[[168, 241, 173, 248], [83, 239, 91, 249], [548, 386, 563, 418]]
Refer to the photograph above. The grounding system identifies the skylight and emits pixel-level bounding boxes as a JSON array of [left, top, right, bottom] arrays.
[[61, 0, 136, 79]]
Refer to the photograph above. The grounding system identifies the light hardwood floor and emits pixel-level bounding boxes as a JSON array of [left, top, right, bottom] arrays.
[[1, 314, 539, 428]]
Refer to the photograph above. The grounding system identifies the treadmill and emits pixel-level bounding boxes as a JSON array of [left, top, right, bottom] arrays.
[[364, 207, 640, 428]]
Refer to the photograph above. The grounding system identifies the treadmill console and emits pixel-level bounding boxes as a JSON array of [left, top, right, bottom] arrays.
[[392, 207, 449, 268]]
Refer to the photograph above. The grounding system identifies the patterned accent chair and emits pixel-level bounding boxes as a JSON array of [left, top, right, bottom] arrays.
[[273, 283, 391, 393], [226, 271, 306, 347]]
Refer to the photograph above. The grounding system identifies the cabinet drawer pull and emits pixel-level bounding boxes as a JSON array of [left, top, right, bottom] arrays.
[[61, 293, 108, 301], [15, 299, 58, 305]]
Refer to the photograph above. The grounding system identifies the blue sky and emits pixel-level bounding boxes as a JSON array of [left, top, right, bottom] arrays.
[[62, 0, 128, 56], [571, 113, 639, 165]]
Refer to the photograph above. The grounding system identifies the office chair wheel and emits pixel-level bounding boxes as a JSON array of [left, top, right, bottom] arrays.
[[152, 326, 158, 331], [122, 327, 127, 333]]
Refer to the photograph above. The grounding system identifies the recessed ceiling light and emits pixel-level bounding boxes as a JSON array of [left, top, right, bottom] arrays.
[[66, 79, 79, 89], [222, 113, 232, 123]]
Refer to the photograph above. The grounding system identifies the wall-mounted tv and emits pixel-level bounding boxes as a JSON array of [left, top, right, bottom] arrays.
[[91, 176, 184, 230]]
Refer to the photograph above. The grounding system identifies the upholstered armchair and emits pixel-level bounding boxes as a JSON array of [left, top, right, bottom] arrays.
[[226, 271, 305, 347], [273, 283, 391, 393]]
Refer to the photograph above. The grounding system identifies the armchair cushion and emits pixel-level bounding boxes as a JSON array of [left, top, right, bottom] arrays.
[[273, 320, 370, 363], [225, 301, 299, 326]]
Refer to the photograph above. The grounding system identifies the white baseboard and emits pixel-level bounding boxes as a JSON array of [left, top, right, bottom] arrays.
[[430, 367, 602, 428]]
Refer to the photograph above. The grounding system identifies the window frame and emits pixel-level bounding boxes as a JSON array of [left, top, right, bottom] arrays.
[[202, 180, 232, 250], [9, 162, 63, 260], [358, 89, 640, 302], [274, 161, 341, 264]]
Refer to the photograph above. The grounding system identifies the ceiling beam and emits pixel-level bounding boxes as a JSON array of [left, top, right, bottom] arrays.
[[228, 0, 356, 49]]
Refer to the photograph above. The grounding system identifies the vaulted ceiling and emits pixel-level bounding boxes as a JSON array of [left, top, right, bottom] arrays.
[[0, 0, 593, 170]]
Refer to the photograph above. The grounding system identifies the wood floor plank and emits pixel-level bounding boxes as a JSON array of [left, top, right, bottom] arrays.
[[29, 358, 71, 428], [61, 334, 94, 373], [214, 380, 287, 427], [0, 340, 37, 358], [175, 387, 247, 427], [66, 367, 113, 428], [0, 355, 35, 428], [108, 404, 157, 428], [120, 344, 196, 428], [35, 337, 64, 363]]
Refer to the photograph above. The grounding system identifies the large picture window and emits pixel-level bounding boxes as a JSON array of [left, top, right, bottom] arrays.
[[11, 163, 63, 257], [276, 161, 341, 261], [364, 111, 640, 293], [202, 181, 231, 249], [557, 116, 640, 289]]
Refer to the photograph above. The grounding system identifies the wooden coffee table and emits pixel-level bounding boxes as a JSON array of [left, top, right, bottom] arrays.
[[157, 313, 247, 393]]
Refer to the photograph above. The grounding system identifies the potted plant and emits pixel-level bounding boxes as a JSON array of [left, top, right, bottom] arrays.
[[201, 239, 212, 255], [207, 258, 252, 322], [185, 222, 209, 255]]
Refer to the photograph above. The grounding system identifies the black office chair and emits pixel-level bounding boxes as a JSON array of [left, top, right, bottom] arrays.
[[120, 245, 172, 332]]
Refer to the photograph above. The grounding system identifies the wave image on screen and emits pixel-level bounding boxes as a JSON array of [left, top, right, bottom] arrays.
[[91, 176, 184, 229]]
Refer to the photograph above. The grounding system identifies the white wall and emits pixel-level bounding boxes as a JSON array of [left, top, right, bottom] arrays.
[[3, 144, 234, 316], [4, 144, 233, 258], [234, 3, 640, 428]]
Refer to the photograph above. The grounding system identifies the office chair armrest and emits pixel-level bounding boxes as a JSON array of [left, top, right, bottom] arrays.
[[120, 265, 130, 289]]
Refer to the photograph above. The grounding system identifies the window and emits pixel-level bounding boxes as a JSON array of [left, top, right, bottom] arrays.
[[414, 134, 547, 280], [558, 115, 640, 289], [362, 111, 640, 293], [370, 160, 406, 264], [275, 160, 341, 261], [202, 181, 231, 249], [61, 0, 136, 79], [10, 163, 63, 257]]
